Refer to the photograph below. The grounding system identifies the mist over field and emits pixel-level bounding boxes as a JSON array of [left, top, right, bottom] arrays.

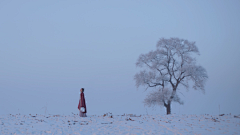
[[0, 1, 240, 116]]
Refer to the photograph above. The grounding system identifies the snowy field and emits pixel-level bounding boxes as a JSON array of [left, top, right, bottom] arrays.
[[1, 113, 240, 135]]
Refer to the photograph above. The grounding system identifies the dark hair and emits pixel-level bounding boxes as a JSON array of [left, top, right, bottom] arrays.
[[82, 88, 84, 92]]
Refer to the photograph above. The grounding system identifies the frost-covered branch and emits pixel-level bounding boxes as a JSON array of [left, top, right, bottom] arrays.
[[143, 88, 183, 107]]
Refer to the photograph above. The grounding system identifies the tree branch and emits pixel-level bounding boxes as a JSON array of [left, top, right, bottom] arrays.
[[163, 101, 167, 107], [147, 83, 162, 87], [171, 58, 177, 81]]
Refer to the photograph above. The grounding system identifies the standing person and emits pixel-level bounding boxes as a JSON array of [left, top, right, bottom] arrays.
[[78, 88, 87, 117]]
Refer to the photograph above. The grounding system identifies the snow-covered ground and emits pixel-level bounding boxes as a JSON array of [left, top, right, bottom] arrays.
[[1, 113, 240, 135]]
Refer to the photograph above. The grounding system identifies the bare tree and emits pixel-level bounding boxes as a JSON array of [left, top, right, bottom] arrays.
[[134, 37, 208, 114]]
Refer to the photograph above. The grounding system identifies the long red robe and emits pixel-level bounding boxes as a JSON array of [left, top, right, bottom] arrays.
[[78, 92, 87, 113]]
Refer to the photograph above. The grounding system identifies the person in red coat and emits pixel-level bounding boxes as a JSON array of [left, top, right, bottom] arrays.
[[78, 88, 87, 117]]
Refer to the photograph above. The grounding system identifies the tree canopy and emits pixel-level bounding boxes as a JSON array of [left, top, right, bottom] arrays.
[[134, 37, 208, 114]]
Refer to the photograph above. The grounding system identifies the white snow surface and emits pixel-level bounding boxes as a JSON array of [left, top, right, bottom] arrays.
[[1, 113, 240, 135]]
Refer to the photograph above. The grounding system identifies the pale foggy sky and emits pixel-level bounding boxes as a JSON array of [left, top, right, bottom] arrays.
[[0, 0, 240, 115]]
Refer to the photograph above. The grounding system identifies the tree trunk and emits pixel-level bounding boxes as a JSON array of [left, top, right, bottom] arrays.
[[165, 88, 176, 115], [166, 103, 171, 115]]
